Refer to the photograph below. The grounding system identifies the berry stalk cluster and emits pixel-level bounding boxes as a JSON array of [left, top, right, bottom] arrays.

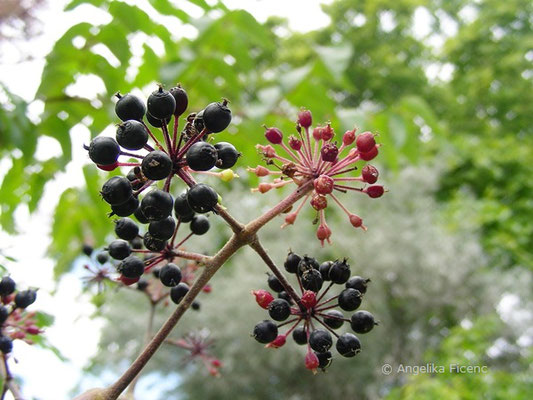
[[249, 110, 385, 245], [252, 251, 377, 373]]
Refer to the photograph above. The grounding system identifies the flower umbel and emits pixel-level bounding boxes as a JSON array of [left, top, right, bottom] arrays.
[[248, 110, 385, 245]]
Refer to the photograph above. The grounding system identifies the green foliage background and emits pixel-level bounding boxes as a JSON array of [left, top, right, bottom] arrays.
[[0, 0, 532, 399]]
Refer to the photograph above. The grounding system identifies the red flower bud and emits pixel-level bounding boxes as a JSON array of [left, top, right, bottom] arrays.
[[313, 175, 334, 195], [359, 146, 378, 161], [317, 223, 332, 246], [310, 194, 327, 211], [312, 126, 324, 141], [321, 124, 334, 141], [289, 135, 302, 151], [365, 185, 385, 198], [266, 334, 287, 348], [301, 290, 317, 309], [342, 129, 356, 146], [320, 142, 338, 162], [305, 350, 320, 372]]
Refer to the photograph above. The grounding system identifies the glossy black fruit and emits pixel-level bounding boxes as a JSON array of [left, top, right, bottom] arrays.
[[108, 240, 132, 260], [203, 100, 232, 133], [350, 310, 376, 334], [143, 232, 167, 252], [116, 120, 148, 150], [267, 274, 284, 293], [309, 329, 333, 353], [115, 93, 146, 121], [338, 288, 362, 311], [292, 326, 307, 345], [117, 256, 145, 279], [89, 136, 120, 165], [101, 176, 132, 206], [319, 261, 333, 281], [174, 193, 194, 218], [345, 276, 370, 294], [159, 263, 182, 287], [0, 306, 9, 324], [214, 142, 240, 169], [82, 244, 93, 257], [148, 216, 176, 240], [141, 150, 172, 181], [284, 251, 301, 274], [328, 259, 350, 284], [114, 218, 139, 241], [170, 85, 188, 116], [186, 183, 218, 213], [301, 268, 323, 292], [14, 289, 37, 308], [96, 252, 108, 264], [146, 111, 164, 128], [136, 278, 149, 291], [133, 206, 149, 224], [323, 310, 345, 329], [170, 283, 189, 304], [147, 86, 176, 120], [316, 351, 333, 370], [0, 336, 13, 354], [336, 333, 361, 357], [186, 142, 218, 171], [252, 320, 278, 344], [111, 196, 139, 217], [140, 189, 173, 221], [0, 276, 16, 296], [190, 215, 210, 235], [268, 298, 291, 321]]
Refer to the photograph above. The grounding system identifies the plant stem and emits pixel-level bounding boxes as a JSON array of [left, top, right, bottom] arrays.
[[0, 354, 24, 400]]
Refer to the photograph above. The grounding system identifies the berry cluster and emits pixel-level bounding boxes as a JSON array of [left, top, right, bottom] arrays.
[[82, 236, 211, 308], [0, 275, 39, 354], [251, 251, 376, 373], [84, 84, 240, 222], [248, 110, 384, 245]]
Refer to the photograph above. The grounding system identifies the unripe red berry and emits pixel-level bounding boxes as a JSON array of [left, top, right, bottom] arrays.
[[301, 290, 317, 309], [252, 290, 275, 309], [26, 325, 41, 335], [305, 350, 320, 371], [317, 224, 332, 245], [342, 129, 356, 146], [359, 146, 379, 161], [349, 214, 364, 228], [361, 165, 379, 184], [356, 131, 376, 153], [266, 334, 287, 348], [365, 185, 385, 198], [284, 212, 297, 226], [313, 175, 334, 195], [256, 144, 276, 158], [298, 109, 312, 128], [310, 194, 327, 211], [265, 127, 283, 144], [289, 135, 302, 151], [321, 124, 334, 141], [312, 126, 324, 141], [321, 142, 338, 162], [211, 359, 222, 367]]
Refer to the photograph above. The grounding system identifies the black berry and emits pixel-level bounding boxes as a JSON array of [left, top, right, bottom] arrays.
[[345, 276, 370, 294], [278, 291, 293, 305], [252, 320, 278, 344], [267, 274, 284, 293], [191, 301, 200, 311], [336, 333, 361, 357], [292, 326, 307, 345], [0, 306, 9, 324], [134, 206, 149, 224], [116, 120, 148, 150], [111, 196, 139, 217], [117, 256, 145, 279], [316, 351, 333, 370], [193, 110, 205, 133], [170, 283, 189, 304], [350, 310, 376, 334], [143, 232, 167, 252], [214, 142, 240, 169], [190, 215, 210, 235], [159, 263, 182, 287], [115, 92, 146, 121], [301, 268, 323, 292], [309, 329, 333, 353], [14, 289, 37, 309], [186, 183, 218, 214], [338, 288, 362, 311], [114, 218, 139, 241], [0, 276, 16, 296], [268, 298, 291, 321], [108, 240, 132, 260], [82, 244, 93, 257], [126, 167, 144, 190], [170, 85, 188, 116], [284, 251, 301, 274], [323, 310, 345, 329], [203, 100, 232, 133], [146, 111, 164, 128], [319, 261, 333, 281], [0, 336, 13, 354], [298, 256, 320, 275], [137, 278, 149, 291], [141, 150, 172, 181], [89, 136, 120, 165], [101, 176, 132, 206], [148, 216, 176, 240], [130, 237, 143, 249], [186, 141, 218, 171], [147, 86, 176, 120], [96, 252, 108, 264], [174, 193, 195, 219], [140, 189, 173, 221], [328, 259, 350, 284]]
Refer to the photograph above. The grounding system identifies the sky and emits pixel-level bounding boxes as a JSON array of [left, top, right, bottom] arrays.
[[0, 1, 333, 399]]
